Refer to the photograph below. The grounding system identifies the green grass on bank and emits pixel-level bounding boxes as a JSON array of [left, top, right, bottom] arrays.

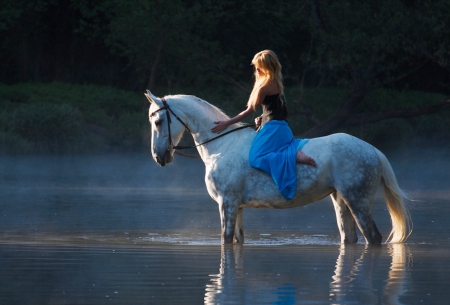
[[0, 82, 147, 154], [0, 82, 448, 154]]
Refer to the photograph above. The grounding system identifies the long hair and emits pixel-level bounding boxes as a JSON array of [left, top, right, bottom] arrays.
[[247, 50, 284, 109]]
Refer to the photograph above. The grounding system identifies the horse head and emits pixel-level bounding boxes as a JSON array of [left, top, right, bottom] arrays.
[[145, 90, 186, 166]]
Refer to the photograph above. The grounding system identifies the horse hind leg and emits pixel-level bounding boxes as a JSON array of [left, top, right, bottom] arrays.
[[342, 191, 382, 245], [331, 192, 358, 244], [351, 204, 382, 244], [233, 208, 244, 244]]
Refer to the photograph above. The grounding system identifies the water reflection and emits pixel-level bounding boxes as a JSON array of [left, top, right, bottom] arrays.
[[205, 245, 245, 304], [205, 244, 412, 305], [330, 244, 412, 305], [384, 244, 413, 305], [2, 152, 447, 304]]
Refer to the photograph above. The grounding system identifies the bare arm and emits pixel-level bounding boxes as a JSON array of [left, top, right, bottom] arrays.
[[211, 106, 254, 133], [211, 88, 266, 134]]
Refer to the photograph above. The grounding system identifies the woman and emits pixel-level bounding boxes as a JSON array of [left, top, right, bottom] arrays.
[[211, 50, 316, 199]]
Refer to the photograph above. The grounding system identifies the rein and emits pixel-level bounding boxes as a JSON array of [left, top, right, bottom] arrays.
[[150, 97, 255, 158]]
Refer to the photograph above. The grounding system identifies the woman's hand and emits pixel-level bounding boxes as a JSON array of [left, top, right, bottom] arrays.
[[211, 120, 230, 133], [211, 106, 254, 134], [255, 116, 262, 127]]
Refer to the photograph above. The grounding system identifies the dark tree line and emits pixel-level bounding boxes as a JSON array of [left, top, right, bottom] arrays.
[[1, 0, 449, 137]]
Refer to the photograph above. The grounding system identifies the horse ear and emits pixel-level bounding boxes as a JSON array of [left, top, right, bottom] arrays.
[[144, 90, 163, 106]]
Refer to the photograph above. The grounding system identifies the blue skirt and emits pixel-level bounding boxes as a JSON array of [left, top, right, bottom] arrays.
[[249, 120, 309, 200]]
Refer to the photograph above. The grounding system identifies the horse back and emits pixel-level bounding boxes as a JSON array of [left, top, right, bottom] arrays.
[[206, 132, 378, 209]]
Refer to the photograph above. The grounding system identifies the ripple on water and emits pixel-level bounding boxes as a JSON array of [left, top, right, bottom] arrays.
[[140, 232, 340, 246]]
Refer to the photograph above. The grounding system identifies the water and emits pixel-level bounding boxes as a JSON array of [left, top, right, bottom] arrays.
[[1, 149, 450, 304]]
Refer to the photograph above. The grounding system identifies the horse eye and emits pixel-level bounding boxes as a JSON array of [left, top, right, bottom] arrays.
[[154, 120, 161, 126]]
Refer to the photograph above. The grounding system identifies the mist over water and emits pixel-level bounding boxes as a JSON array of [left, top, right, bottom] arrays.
[[1, 147, 450, 304]]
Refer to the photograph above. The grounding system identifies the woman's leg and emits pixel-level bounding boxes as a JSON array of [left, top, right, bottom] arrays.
[[296, 150, 316, 167]]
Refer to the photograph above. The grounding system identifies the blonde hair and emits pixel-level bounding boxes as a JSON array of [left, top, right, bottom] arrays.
[[247, 50, 284, 109]]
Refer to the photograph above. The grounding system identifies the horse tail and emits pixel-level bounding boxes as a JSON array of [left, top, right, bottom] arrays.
[[375, 148, 412, 243]]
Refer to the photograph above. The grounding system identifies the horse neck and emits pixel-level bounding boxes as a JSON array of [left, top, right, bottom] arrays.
[[173, 96, 235, 157]]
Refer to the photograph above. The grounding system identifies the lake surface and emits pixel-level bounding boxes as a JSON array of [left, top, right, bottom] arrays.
[[1, 148, 450, 304]]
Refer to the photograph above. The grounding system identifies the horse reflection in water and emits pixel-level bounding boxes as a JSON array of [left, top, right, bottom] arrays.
[[204, 246, 245, 304], [330, 244, 412, 305], [204, 245, 412, 305]]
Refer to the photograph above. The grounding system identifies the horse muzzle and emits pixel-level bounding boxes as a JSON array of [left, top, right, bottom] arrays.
[[153, 149, 174, 167]]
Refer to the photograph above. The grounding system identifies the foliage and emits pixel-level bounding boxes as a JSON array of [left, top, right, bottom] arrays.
[[0, 0, 449, 149], [72, 0, 300, 93], [295, 0, 450, 89], [1, 0, 448, 92], [0, 82, 148, 154], [0, 83, 448, 154], [8, 103, 83, 152], [320, 89, 450, 148]]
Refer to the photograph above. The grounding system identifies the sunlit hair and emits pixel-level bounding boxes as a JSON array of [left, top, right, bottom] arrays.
[[247, 50, 284, 109]]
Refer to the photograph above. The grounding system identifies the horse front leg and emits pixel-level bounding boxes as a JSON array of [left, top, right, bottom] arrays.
[[218, 197, 240, 244]]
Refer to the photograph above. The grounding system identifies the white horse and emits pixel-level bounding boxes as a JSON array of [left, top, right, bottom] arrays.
[[145, 91, 412, 245]]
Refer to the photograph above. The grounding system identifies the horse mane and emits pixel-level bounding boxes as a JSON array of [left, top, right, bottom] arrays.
[[165, 94, 237, 122]]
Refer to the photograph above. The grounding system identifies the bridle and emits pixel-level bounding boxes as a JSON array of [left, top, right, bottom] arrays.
[[149, 97, 191, 150], [149, 97, 254, 157]]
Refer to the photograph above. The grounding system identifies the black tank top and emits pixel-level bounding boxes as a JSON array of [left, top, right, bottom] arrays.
[[260, 93, 288, 127]]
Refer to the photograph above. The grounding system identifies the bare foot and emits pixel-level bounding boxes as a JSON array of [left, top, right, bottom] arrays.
[[296, 151, 317, 167]]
